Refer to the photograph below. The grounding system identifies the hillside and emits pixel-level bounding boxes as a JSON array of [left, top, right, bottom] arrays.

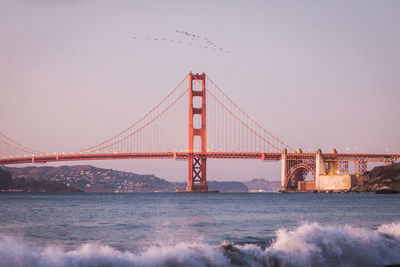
[[351, 162, 400, 192], [5, 165, 176, 193], [0, 167, 13, 189], [1, 167, 82, 192]]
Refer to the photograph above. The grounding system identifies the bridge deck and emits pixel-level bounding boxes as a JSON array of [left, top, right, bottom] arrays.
[[1, 152, 399, 165]]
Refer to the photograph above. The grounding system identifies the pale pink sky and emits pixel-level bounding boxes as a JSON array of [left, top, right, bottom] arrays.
[[1, 1, 399, 181]]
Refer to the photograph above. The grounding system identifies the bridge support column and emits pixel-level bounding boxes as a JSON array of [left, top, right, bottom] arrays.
[[315, 149, 326, 190], [316, 149, 354, 191], [281, 148, 287, 191], [354, 160, 367, 176], [338, 161, 349, 175], [186, 72, 208, 192], [327, 149, 338, 175]]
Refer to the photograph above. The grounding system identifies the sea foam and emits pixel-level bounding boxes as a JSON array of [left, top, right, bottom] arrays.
[[1, 222, 400, 267]]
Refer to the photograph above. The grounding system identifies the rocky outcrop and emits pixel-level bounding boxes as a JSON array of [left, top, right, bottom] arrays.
[[351, 163, 400, 192]]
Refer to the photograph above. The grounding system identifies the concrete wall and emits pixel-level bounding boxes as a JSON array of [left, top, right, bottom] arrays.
[[318, 174, 354, 191], [298, 180, 316, 191]]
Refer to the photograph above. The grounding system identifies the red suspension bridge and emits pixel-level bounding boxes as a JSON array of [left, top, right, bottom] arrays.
[[1, 73, 399, 192]]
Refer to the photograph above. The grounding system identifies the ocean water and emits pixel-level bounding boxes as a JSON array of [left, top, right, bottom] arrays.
[[0, 192, 400, 267]]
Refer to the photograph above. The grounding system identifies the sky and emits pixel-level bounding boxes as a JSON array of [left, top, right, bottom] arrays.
[[1, 0, 399, 182]]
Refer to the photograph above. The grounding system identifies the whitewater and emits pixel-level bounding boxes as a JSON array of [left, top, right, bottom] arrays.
[[1, 222, 400, 266], [1, 193, 399, 266]]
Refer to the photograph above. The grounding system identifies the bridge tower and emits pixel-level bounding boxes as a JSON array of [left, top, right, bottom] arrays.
[[186, 72, 208, 192]]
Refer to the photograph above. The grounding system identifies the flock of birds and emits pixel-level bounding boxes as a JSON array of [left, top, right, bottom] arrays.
[[132, 30, 230, 54]]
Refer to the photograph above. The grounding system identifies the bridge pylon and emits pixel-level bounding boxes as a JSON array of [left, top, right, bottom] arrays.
[[186, 72, 209, 192]]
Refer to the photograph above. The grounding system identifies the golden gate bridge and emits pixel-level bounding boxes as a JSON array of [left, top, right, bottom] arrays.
[[1, 73, 399, 192]]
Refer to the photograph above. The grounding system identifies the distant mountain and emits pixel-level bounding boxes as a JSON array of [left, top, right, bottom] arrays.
[[4, 165, 249, 193], [243, 178, 281, 192]]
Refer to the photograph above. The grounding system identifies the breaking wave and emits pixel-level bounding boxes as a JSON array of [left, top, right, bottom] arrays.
[[1, 222, 400, 267]]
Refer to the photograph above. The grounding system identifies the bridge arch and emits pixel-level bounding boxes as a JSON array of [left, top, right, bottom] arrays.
[[286, 163, 315, 190]]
